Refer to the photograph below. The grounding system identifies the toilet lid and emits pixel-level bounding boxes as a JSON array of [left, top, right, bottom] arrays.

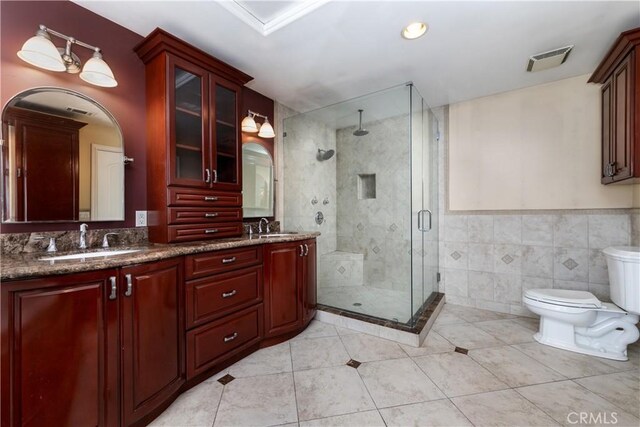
[[524, 289, 602, 309]]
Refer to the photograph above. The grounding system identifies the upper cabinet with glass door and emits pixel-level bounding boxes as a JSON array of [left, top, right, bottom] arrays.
[[136, 28, 252, 243]]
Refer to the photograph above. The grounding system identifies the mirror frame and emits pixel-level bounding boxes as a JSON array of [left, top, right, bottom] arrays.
[[242, 140, 275, 221], [1, 86, 125, 223]]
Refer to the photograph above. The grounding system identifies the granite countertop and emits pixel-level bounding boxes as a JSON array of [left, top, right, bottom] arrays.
[[1, 232, 320, 281]]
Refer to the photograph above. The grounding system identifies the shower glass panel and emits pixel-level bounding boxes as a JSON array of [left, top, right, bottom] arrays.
[[283, 84, 438, 326]]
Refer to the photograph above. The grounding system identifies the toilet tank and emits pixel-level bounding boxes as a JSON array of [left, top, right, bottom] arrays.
[[603, 246, 640, 315]]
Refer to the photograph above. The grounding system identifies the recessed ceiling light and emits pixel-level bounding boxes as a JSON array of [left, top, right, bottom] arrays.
[[402, 22, 428, 40]]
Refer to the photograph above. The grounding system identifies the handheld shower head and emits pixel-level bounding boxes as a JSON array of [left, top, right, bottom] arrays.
[[317, 149, 335, 161], [353, 109, 369, 136]]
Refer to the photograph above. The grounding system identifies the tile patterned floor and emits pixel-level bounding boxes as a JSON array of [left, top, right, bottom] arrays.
[[150, 304, 640, 427]]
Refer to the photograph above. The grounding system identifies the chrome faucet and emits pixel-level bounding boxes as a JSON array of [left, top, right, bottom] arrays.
[[79, 223, 88, 249], [46, 237, 57, 252], [258, 218, 270, 234], [102, 233, 119, 248]]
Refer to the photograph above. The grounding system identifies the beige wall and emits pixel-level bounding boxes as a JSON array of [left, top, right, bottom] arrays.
[[449, 74, 634, 211], [78, 123, 121, 211]]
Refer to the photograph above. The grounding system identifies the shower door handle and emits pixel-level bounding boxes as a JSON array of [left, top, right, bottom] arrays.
[[417, 209, 432, 232]]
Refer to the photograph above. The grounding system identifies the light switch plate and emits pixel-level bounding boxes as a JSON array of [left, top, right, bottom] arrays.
[[135, 211, 147, 227]]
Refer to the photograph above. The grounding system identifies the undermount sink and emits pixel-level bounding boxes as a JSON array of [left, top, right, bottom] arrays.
[[257, 232, 299, 238], [39, 249, 142, 261]]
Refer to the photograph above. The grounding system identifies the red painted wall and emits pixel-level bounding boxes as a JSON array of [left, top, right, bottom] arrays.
[[0, 0, 146, 232]]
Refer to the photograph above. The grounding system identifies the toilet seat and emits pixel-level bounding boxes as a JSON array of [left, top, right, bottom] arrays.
[[524, 289, 602, 309]]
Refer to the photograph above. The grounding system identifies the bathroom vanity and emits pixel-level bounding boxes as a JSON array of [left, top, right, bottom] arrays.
[[0, 234, 318, 427]]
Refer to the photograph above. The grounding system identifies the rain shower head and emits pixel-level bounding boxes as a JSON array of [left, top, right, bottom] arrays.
[[353, 109, 369, 136], [317, 148, 335, 161]]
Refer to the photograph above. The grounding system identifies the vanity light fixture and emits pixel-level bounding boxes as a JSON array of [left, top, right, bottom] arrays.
[[17, 25, 118, 88], [242, 110, 275, 138], [401, 22, 428, 40]]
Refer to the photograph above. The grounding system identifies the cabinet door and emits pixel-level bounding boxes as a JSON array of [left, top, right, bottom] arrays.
[[169, 55, 210, 188], [121, 258, 185, 426], [210, 76, 242, 191], [1, 270, 119, 427], [264, 242, 303, 337], [612, 54, 633, 182], [601, 77, 614, 183], [302, 239, 317, 324]]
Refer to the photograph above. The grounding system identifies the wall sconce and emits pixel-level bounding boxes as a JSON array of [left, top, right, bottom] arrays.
[[17, 24, 118, 88], [241, 110, 275, 138]]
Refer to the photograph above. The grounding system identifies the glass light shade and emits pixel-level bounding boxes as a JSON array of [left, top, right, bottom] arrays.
[[80, 51, 118, 87], [17, 33, 66, 72], [241, 115, 259, 133], [401, 22, 428, 40], [258, 118, 275, 138]]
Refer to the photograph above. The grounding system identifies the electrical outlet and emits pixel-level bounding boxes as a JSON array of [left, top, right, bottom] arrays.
[[135, 211, 147, 227]]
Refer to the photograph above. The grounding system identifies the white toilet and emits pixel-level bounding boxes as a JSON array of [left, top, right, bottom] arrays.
[[523, 246, 640, 361]]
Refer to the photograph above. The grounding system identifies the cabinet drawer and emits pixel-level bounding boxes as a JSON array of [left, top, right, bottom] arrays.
[[168, 188, 242, 207], [186, 305, 263, 379], [168, 223, 242, 243], [186, 266, 263, 328], [168, 207, 242, 224], [185, 246, 262, 279]]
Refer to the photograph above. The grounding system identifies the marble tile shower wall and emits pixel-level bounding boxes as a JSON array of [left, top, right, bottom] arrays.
[[336, 115, 412, 292], [282, 113, 337, 256], [440, 213, 633, 316]]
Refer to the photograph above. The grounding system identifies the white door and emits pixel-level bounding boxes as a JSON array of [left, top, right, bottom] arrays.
[[91, 144, 124, 221]]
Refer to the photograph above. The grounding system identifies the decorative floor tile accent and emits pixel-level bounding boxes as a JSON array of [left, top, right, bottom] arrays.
[[337, 266, 346, 274], [501, 254, 514, 264], [450, 251, 462, 260], [389, 223, 398, 232], [454, 346, 469, 355], [372, 246, 381, 254], [217, 374, 235, 385], [562, 257, 579, 270], [346, 359, 362, 369]]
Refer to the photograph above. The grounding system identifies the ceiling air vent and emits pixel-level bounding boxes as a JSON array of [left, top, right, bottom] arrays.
[[526, 45, 573, 72]]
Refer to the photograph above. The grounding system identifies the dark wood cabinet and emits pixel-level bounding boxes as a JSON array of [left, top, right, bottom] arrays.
[[1, 270, 120, 427], [120, 259, 184, 426], [590, 27, 640, 184], [264, 239, 317, 338], [135, 29, 252, 243]]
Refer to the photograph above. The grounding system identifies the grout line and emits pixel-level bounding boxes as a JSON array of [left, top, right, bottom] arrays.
[[210, 378, 226, 427], [512, 386, 563, 424], [289, 341, 301, 426]]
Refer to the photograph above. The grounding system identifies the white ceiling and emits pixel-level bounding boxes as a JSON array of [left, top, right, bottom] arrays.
[[73, 1, 640, 111]]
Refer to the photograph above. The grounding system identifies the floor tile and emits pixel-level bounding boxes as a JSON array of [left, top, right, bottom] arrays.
[[575, 371, 640, 418], [149, 381, 223, 427], [214, 373, 297, 427], [469, 345, 565, 387], [340, 333, 406, 362], [400, 331, 455, 357], [291, 336, 350, 371], [358, 358, 445, 408], [444, 304, 514, 323], [298, 410, 385, 427], [293, 365, 375, 421], [474, 319, 536, 344], [513, 342, 620, 378], [228, 341, 292, 378], [335, 326, 359, 336], [379, 399, 472, 427], [434, 323, 505, 349], [452, 389, 558, 427], [292, 320, 338, 340], [433, 311, 466, 326], [517, 380, 640, 426], [413, 352, 508, 397], [512, 316, 540, 331]]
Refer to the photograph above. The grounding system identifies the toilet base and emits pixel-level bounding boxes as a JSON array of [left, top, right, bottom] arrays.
[[533, 331, 628, 361]]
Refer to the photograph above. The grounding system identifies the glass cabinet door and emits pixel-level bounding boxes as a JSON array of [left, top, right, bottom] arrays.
[[170, 59, 209, 187], [211, 77, 241, 190]]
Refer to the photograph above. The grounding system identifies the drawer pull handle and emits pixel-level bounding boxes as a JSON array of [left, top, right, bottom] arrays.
[[204, 196, 219, 201], [205, 212, 219, 218], [222, 256, 236, 264], [222, 290, 237, 298], [224, 332, 238, 343], [204, 229, 218, 234]]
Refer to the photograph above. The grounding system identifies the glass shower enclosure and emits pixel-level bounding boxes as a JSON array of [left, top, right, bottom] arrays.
[[283, 84, 439, 326]]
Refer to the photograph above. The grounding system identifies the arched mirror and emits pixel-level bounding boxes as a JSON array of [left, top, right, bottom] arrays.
[[242, 142, 274, 218], [1, 87, 125, 222]]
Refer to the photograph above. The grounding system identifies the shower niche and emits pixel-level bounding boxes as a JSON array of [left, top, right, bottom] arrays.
[[283, 83, 439, 328]]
